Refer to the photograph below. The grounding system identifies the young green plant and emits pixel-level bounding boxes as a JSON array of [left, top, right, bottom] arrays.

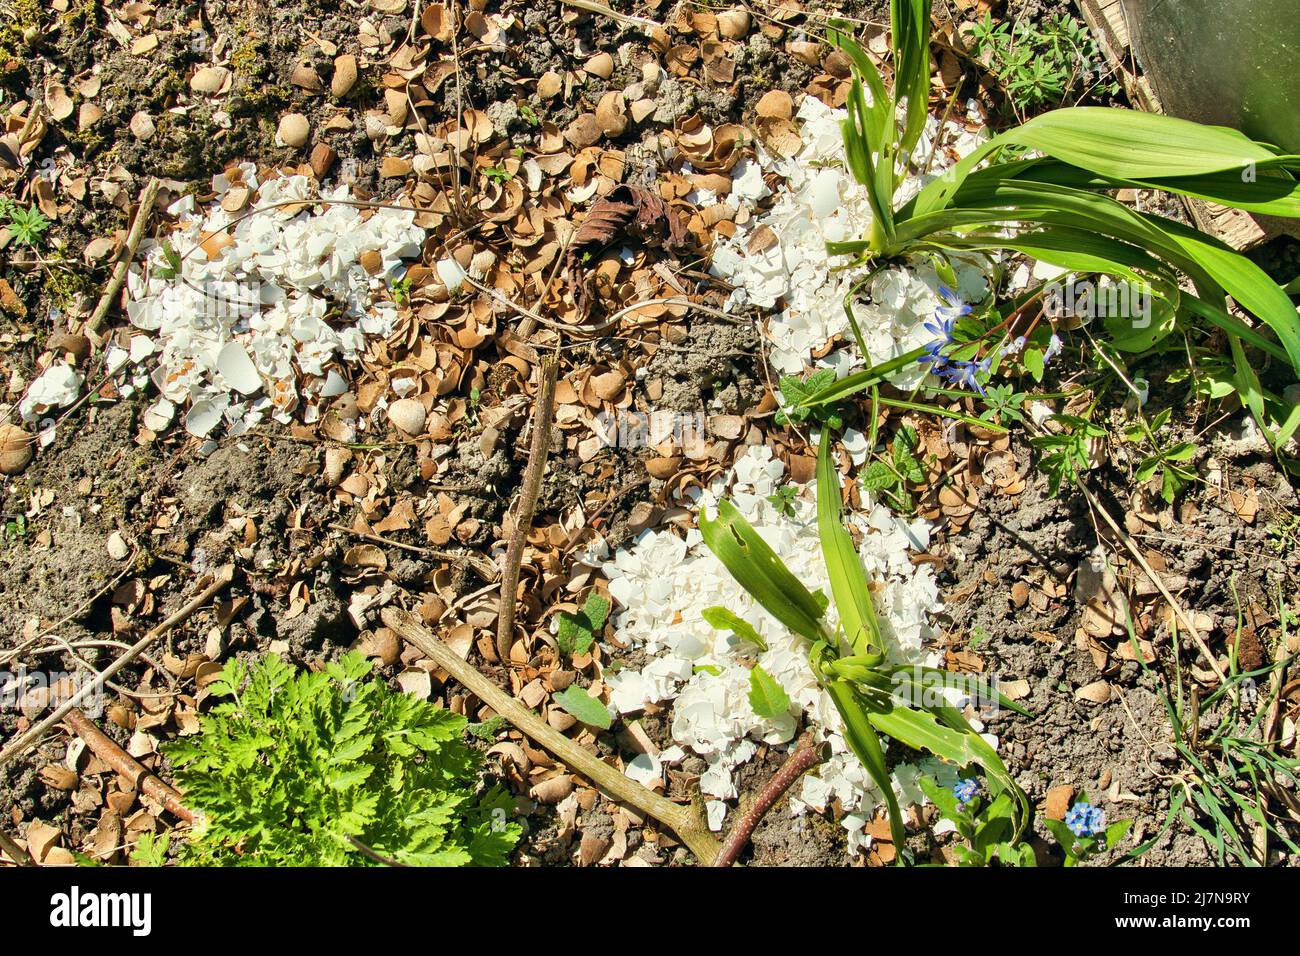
[[700, 429, 1031, 857], [810, 3, 1300, 450]]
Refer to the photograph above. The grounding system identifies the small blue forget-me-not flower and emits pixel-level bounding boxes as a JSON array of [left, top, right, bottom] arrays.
[[1064, 801, 1106, 838], [952, 778, 979, 805]]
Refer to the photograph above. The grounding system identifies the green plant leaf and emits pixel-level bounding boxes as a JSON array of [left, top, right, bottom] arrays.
[[995, 108, 1283, 179], [796, 348, 928, 408], [892, 0, 933, 159], [748, 664, 792, 719], [826, 679, 907, 851], [817, 430, 881, 655], [701, 606, 767, 651], [553, 685, 613, 729], [699, 498, 828, 643], [555, 592, 611, 657]]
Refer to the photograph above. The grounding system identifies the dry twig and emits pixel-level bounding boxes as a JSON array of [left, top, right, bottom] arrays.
[[713, 733, 825, 866], [383, 607, 721, 864], [85, 177, 161, 337], [495, 356, 558, 662], [63, 708, 194, 823]]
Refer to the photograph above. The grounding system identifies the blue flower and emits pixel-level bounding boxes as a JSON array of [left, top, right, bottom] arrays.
[[1043, 333, 1063, 365], [923, 312, 956, 344], [1065, 801, 1105, 838], [936, 355, 991, 395], [952, 778, 979, 805], [1000, 335, 1027, 358], [936, 285, 972, 323]]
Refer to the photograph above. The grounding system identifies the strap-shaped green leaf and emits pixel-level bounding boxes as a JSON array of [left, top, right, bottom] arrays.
[[892, 0, 932, 159], [910, 108, 1297, 218], [796, 348, 928, 409], [826, 680, 907, 852], [997, 108, 1283, 179], [698, 498, 828, 643], [966, 156, 1300, 218], [816, 430, 882, 656], [867, 699, 1030, 839]]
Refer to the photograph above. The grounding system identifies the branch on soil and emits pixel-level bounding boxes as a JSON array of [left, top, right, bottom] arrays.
[[0, 565, 234, 772], [85, 177, 162, 338], [382, 606, 723, 865], [713, 733, 826, 867], [495, 356, 558, 663], [62, 708, 194, 823]]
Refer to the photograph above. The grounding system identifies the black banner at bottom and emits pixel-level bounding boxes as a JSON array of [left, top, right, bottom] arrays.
[[1, 864, 1282, 941]]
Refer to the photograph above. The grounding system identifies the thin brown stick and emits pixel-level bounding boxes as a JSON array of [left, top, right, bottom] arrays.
[[383, 607, 721, 864], [0, 566, 234, 771], [62, 709, 194, 823], [495, 356, 558, 663], [327, 523, 498, 581], [0, 827, 36, 866], [713, 733, 824, 867], [1025, 420, 1229, 686], [559, 0, 660, 28], [345, 835, 410, 867], [85, 177, 162, 336]]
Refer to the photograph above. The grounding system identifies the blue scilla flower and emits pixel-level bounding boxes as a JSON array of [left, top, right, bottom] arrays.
[[923, 312, 956, 346], [952, 778, 979, 805], [1000, 335, 1027, 358], [1043, 333, 1063, 365], [1065, 802, 1106, 838], [936, 285, 972, 323], [936, 355, 991, 395]]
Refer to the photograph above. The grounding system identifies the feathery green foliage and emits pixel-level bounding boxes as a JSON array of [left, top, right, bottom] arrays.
[[165, 652, 520, 866]]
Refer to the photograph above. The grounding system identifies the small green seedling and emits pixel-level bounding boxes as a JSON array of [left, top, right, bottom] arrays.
[[390, 275, 413, 305], [767, 483, 799, 518], [971, 13, 1117, 113], [0, 198, 51, 247], [775, 370, 845, 432], [1030, 413, 1107, 497], [978, 383, 1029, 426], [862, 424, 924, 512], [153, 239, 184, 281], [920, 774, 1036, 866], [518, 103, 541, 127], [555, 591, 610, 658], [1121, 407, 1197, 504]]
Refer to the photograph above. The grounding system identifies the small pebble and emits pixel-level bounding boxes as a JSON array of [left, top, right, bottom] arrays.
[[276, 112, 310, 148]]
